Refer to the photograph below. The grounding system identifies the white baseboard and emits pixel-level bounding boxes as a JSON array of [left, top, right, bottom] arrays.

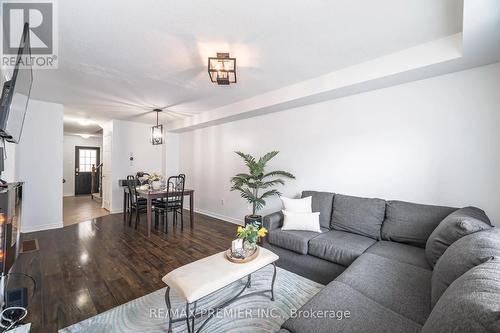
[[111, 205, 242, 225], [193, 207, 243, 225], [21, 221, 63, 233], [19, 209, 241, 233]]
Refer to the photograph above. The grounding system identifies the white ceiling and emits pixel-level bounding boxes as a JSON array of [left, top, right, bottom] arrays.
[[63, 119, 102, 137], [28, 0, 463, 134]]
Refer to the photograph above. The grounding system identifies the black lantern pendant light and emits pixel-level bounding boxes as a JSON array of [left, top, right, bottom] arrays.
[[208, 52, 236, 85], [151, 109, 163, 145]]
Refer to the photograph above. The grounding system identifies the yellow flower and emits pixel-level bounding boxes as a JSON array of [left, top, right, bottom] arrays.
[[237, 226, 244, 234], [257, 227, 268, 237]]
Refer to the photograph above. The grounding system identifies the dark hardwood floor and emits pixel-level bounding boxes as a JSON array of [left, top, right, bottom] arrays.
[[10, 210, 236, 332]]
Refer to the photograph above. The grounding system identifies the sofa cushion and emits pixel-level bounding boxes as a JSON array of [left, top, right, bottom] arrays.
[[366, 241, 430, 270], [264, 242, 346, 285], [422, 259, 500, 333], [336, 253, 432, 325], [308, 230, 376, 266], [267, 229, 322, 255], [431, 228, 500, 307], [281, 281, 422, 333], [425, 207, 491, 268], [301, 191, 334, 229], [331, 194, 386, 239], [381, 200, 456, 247]]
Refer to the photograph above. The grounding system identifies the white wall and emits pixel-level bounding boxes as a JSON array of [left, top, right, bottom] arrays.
[[102, 121, 113, 211], [15, 99, 64, 232], [109, 120, 163, 212], [165, 132, 180, 177], [63, 135, 103, 196], [179, 62, 500, 226], [2, 142, 17, 183]]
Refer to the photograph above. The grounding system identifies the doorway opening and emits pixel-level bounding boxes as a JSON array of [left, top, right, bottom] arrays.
[[62, 128, 109, 227]]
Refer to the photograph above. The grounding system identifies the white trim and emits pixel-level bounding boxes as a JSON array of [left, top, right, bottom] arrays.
[[192, 207, 243, 225], [21, 222, 63, 233], [113, 204, 242, 225]]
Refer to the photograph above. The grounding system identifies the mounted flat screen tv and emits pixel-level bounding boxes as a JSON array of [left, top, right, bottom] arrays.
[[0, 23, 33, 144]]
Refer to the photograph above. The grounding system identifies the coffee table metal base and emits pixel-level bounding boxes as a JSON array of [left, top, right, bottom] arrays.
[[165, 263, 277, 333]]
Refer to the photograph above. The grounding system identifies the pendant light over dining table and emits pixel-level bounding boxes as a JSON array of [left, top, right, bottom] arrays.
[[208, 52, 236, 85], [151, 109, 163, 145]]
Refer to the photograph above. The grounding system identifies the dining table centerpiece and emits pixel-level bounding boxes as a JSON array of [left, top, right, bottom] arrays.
[[148, 172, 164, 190]]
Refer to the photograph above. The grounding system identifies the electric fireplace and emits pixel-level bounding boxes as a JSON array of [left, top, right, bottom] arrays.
[[0, 182, 23, 308]]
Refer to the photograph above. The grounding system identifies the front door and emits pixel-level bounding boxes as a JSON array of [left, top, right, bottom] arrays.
[[75, 146, 100, 195]]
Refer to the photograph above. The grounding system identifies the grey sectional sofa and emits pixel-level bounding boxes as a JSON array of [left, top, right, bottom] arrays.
[[263, 191, 500, 333]]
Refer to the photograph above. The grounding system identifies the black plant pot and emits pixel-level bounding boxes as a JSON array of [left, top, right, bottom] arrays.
[[244, 215, 263, 228]]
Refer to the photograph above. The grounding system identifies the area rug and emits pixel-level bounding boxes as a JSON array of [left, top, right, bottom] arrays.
[[60, 266, 323, 333]]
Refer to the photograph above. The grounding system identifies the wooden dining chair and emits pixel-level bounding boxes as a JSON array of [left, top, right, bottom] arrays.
[[135, 172, 150, 189], [123, 175, 135, 220], [170, 175, 186, 230], [126, 175, 148, 229], [154, 175, 186, 232]]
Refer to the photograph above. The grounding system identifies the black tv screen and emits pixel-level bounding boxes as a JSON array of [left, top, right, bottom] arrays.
[[0, 23, 33, 144]]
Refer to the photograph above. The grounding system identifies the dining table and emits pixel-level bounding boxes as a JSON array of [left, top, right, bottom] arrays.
[[123, 185, 194, 238]]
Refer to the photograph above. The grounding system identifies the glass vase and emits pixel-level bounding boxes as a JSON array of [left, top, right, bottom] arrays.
[[243, 240, 257, 255]]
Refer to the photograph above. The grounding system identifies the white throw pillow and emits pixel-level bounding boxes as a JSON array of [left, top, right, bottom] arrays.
[[281, 196, 312, 213], [281, 210, 322, 233]]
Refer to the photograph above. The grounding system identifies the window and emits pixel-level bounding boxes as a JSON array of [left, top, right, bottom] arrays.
[[79, 149, 97, 172]]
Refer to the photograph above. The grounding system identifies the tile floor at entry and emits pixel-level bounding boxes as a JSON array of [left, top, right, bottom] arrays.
[[63, 196, 110, 227]]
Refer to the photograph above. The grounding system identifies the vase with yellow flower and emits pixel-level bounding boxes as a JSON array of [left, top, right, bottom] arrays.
[[236, 223, 268, 255], [147, 172, 164, 190]]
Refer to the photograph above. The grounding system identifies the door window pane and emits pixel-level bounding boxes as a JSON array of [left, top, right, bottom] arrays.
[[79, 149, 98, 172]]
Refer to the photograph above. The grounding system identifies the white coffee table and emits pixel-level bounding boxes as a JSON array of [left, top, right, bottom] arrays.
[[162, 246, 279, 333]]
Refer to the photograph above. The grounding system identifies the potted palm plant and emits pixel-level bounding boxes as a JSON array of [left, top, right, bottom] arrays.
[[230, 151, 295, 227]]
